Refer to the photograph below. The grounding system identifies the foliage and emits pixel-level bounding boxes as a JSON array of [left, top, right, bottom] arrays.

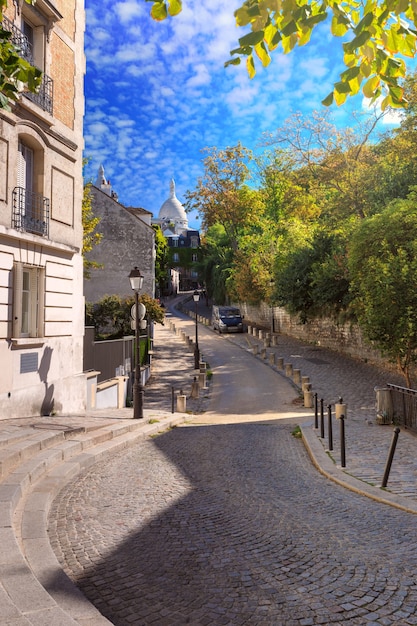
[[152, 225, 169, 295], [86, 293, 165, 340], [275, 231, 351, 322], [147, 0, 417, 108], [0, 0, 42, 110], [185, 143, 253, 251], [82, 183, 103, 279], [198, 225, 234, 305], [348, 194, 417, 386]]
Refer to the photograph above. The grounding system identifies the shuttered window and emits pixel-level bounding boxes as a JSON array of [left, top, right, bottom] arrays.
[[13, 262, 45, 338]]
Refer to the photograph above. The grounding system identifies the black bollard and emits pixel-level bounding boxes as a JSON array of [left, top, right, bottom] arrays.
[[327, 404, 333, 451], [381, 427, 401, 488], [314, 393, 318, 429], [320, 398, 325, 439], [340, 415, 346, 468]]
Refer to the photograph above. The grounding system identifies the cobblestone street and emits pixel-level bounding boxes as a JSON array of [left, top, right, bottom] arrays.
[[47, 312, 417, 626], [49, 420, 417, 626]]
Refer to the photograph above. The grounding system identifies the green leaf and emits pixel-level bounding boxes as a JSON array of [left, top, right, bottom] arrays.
[[354, 11, 374, 34], [225, 57, 241, 68], [168, 0, 182, 17], [362, 74, 380, 97], [331, 15, 349, 37], [322, 91, 334, 106], [238, 30, 265, 47], [255, 41, 271, 66], [247, 54, 256, 79], [344, 30, 372, 52], [150, 1, 167, 20]]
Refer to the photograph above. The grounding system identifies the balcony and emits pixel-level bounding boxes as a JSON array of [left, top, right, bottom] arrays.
[[12, 187, 50, 237], [2, 16, 53, 115]]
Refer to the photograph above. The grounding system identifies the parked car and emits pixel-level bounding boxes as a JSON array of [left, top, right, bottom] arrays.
[[212, 305, 244, 333]]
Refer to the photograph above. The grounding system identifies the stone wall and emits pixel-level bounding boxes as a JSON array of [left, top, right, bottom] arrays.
[[237, 301, 401, 376]]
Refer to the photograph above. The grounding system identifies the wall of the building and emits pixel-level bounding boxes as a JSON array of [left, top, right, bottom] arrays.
[[0, 0, 85, 418], [84, 187, 155, 303]]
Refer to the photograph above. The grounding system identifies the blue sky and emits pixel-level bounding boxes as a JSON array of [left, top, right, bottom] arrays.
[[83, 0, 401, 230]]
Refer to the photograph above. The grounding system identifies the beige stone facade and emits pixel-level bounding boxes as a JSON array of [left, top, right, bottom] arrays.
[[0, 0, 85, 418], [84, 185, 156, 303]]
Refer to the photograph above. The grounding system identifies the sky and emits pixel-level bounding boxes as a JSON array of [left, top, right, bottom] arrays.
[[83, 0, 403, 230]]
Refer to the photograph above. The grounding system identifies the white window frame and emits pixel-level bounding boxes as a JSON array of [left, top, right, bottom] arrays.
[[13, 262, 45, 338]]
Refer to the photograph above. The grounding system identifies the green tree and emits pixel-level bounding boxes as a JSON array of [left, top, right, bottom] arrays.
[[198, 224, 234, 305], [185, 143, 253, 252], [148, 0, 417, 108], [349, 194, 417, 387], [82, 183, 103, 279], [86, 293, 165, 340], [152, 224, 169, 296], [1, 0, 42, 109]]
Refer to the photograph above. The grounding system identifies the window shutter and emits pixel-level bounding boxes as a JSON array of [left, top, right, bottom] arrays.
[[12, 262, 23, 338]]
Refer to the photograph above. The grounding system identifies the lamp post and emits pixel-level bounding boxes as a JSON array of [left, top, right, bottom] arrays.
[[129, 267, 144, 419], [193, 289, 200, 369]]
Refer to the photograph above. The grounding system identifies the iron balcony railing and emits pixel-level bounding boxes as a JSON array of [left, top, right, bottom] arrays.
[[2, 15, 53, 115], [12, 187, 50, 237]]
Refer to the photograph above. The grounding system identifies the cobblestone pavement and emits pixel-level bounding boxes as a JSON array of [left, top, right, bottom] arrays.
[[49, 421, 417, 626], [47, 310, 417, 626]]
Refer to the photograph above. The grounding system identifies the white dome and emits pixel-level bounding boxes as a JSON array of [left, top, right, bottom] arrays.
[[158, 179, 188, 225]]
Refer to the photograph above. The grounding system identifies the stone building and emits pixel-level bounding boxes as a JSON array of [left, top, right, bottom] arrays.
[[0, 0, 85, 418], [153, 179, 200, 293], [84, 166, 155, 303]]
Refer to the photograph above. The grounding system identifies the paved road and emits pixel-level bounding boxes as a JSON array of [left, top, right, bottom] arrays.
[[48, 316, 417, 626]]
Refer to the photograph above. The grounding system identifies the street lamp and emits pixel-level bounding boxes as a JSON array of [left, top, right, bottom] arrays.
[[129, 267, 144, 419], [193, 289, 200, 369]]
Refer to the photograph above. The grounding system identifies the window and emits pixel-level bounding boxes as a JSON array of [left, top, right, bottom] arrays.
[[13, 263, 45, 338], [190, 236, 199, 248], [172, 253, 179, 263], [192, 253, 198, 262], [13, 140, 49, 236]]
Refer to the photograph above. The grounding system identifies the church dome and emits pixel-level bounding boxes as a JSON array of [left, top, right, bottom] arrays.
[[158, 179, 188, 226]]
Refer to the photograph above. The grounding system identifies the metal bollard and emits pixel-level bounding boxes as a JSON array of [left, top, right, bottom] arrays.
[[381, 427, 401, 488], [314, 393, 318, 429], [327, 404, 333, 451], [320, 398, 325, 438], [340, 414, 346, 468]]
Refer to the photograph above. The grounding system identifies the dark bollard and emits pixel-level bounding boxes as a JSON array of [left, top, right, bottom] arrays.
[[340, 415, 346, 468], [327, 404, 333, 451], [314, 393, 318, 429], [381, 427, 401, 488], [320, 398, 325, 439]]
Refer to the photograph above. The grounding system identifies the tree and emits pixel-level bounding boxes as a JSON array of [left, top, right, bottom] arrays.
[[152, 225, 169, 296], [349, 193, 417, 387], [82, 183, 103, 279], [1, 0, 42, 109], [86, 293, 165, 340], [198, 224, 234, 305], [148, 0, 417, 108], [184, 143, 254, 252]]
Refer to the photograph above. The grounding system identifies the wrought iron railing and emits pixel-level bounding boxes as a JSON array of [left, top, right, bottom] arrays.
[[2, 15, 53, 115], [12, 187, 50, 237], [387, 384, 417, 432]]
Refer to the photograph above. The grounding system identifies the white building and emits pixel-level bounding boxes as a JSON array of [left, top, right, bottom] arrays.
[[0, 0, 85, 418]]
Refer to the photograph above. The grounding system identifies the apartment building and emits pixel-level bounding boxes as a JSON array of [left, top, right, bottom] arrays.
[[0, 0, 85, 418]]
